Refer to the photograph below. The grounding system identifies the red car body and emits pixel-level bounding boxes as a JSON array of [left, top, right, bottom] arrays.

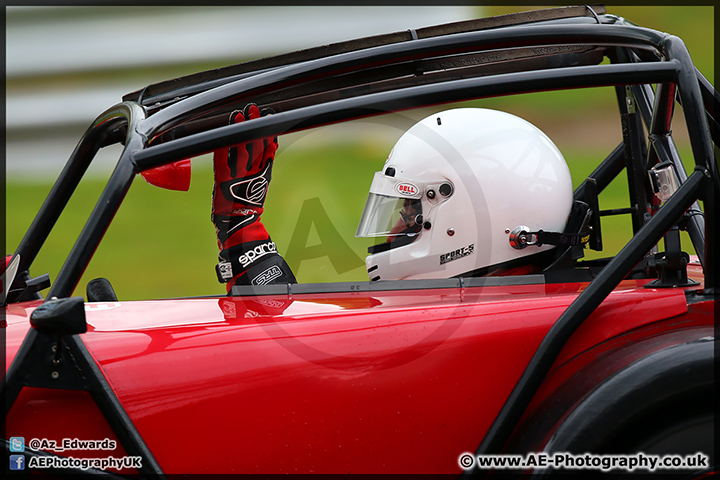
[[4, 265, 711, 474]]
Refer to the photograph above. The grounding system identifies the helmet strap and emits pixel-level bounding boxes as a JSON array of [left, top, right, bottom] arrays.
[[511, 228, 591, 249]]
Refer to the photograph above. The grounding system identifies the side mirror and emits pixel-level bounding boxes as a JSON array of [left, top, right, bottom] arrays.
[[30, 296, 87, 335], [141, 158, 192, 191], [1, 254, 20, 306]]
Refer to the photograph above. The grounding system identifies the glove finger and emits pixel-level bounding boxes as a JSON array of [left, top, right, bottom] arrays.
[[232, 109, 246, 123], [262, 136, 278, 163], [258, 107, 278, 165], [227, 109, 247, 178], [243, 103, 261, 120], [243, 103, 264, 171]]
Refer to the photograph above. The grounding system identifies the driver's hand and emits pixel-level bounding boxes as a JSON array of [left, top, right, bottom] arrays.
[[211, 103, 295, 289]]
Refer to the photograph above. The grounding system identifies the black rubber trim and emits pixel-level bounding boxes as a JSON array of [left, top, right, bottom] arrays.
[[229, 274, 547, 297], [367, 234, 417, 254]]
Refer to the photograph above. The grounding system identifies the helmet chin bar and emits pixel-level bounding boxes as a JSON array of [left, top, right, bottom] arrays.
[[509, 225, 591, 250]]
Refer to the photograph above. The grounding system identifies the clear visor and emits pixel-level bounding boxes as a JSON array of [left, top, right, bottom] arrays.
[[356, 193, 423, 238]]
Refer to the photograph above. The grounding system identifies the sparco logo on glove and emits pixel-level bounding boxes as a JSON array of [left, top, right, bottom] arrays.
[[238, 241, 278, 268]]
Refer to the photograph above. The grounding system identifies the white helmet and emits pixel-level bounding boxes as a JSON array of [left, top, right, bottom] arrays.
[[355, 108, 573, 281]]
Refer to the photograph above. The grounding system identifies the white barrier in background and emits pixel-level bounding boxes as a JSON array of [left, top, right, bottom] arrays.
[[6, 6, 478, 179]]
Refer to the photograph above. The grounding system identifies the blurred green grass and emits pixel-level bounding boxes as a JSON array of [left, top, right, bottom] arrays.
[[6, 142, 387, 299], [6, 6, 711, 300]]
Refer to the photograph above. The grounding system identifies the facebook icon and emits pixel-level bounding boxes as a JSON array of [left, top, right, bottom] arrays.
[[9, 454, 25, 470]]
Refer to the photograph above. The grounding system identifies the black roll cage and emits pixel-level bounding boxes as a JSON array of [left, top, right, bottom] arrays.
[[5, 5, 718, 477]]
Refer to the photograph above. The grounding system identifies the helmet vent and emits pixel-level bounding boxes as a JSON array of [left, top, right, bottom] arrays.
[[437, 117, 442, 125], [384, 167, 396, 177]]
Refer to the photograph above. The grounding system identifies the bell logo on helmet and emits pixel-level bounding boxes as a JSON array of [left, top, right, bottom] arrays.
[[395, 183, 419, 196]]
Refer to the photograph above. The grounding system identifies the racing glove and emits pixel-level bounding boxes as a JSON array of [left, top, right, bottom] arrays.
[[212, 103, 296, 290]]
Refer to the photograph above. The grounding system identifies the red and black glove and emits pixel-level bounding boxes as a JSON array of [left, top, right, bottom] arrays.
[[212, 103, 296, 290]]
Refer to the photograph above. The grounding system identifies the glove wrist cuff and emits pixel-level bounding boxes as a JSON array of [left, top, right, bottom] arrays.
[[216, 240, 296, 286]]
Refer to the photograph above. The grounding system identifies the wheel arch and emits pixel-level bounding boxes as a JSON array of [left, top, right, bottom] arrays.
[[504, 329, 715, 457]]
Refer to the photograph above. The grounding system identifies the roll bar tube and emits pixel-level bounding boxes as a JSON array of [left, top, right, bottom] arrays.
[[662, 35, 717, 293], [133, 61, 680, 171], [138, 24, 670, 142], [40, 103, 146, 299], [125, 5, 605, 107], [13, 103, 144, 277]]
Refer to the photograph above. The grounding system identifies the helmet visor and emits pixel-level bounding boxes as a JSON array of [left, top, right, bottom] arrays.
[[356, 172, 424, 239], [356, 194, 424, 238]]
